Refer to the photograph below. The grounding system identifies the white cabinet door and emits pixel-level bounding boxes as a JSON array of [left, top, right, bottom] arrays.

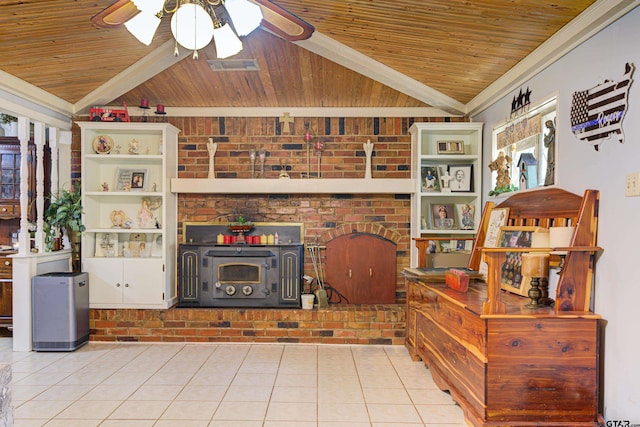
[[85, 258, 165, 308], [122, 259, 164, 306], [85, 258, 124, 306]]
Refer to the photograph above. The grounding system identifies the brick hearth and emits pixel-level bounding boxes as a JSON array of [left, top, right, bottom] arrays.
[[90, 304, 406, 345]]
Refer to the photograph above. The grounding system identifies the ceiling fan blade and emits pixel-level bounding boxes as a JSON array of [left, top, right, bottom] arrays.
[[91, 0, 138, 28], [91, 0, 314, 41]]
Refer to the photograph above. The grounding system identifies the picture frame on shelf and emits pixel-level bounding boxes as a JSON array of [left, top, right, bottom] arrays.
[[94, 232, 118, 257], [115, 167, 149, 191], [421, 165, 441, 192], [496, 226, 548, 296], [438, 240, 453, 253], [448, 164, 473, 192], [430, 203, 456, 230], [456, 203, 475, 230], [426, 239, 437, 254], [478, 207, 510, 276], [436, 140, 465, 154]]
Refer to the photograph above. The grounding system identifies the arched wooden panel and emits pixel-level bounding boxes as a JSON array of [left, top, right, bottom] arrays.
[[325, 232, 396, 304]]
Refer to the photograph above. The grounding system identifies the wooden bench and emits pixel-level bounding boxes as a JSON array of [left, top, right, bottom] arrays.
[[405, 188, 602, 426]]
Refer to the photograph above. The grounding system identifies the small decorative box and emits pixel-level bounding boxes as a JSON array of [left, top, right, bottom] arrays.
[[445, 268, 470, 292]]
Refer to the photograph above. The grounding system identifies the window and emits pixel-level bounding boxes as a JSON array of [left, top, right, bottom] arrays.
[[491, 95, 557, 194]]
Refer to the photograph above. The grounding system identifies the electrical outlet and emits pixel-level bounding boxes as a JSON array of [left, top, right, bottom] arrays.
[[626, 172, 640, 197]]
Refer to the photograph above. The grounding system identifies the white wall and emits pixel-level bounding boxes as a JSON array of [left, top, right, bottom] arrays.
[[473, 7, 640, 422]]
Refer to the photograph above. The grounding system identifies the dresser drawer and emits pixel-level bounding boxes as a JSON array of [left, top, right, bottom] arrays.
[[0, 257, 13, 279], [0, 203, 19, 219]]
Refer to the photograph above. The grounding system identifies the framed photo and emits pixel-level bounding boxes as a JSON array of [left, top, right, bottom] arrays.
[[426, 239, 438, 254], [421, 165, 440, 192], [496, 226, 547, 296], [430, 203, 456, 230], [448, 164, 473, 192], [478, 207, 510, 276], [456, 203, 475, 230], [94, 232, 118, 257], [436, 140, 465, 154], [438, 240, 452, 253], [115, 168, 149, 191]]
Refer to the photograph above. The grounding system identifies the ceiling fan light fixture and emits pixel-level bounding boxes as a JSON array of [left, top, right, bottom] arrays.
[[170, 1, 215, 51], [224, 0, 263, 36], [212, 20, 243, 59], [131, 0, 164, 14], [124, 11, 162, 45]]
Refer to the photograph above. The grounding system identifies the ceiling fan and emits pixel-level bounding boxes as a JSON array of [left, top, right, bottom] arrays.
[[91, 0, 315, 42]]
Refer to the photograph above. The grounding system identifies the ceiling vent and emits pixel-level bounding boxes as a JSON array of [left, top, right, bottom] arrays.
[[207, 59, 260, 71]]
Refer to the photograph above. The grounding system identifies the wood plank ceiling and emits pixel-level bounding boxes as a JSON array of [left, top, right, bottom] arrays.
[[0, 0, 601, 115]]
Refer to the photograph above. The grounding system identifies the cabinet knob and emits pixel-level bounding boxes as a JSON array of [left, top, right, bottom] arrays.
[[1, 208, 6, 212], [4, 261, 9, 266], [116, 283, 121, 287], [125, 283, 129, 287]]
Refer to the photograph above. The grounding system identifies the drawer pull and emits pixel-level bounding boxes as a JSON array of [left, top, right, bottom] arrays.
[[4, 261, 9, 266], [1, 208, 6, 212]]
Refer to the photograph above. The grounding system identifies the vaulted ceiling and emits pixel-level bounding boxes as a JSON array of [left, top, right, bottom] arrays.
[[0, 0, 636, 122]]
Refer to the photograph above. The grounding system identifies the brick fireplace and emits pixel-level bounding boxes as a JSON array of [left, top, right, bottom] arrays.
[[72, 114, 465, 343]]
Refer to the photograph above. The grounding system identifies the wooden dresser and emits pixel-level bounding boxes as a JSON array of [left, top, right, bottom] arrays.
[[405, 188, 603, 426]]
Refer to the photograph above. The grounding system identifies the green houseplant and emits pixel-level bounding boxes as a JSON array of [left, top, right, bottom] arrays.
[[44, 181, 85, 270]]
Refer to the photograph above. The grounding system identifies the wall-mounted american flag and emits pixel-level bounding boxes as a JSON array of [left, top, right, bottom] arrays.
[[570, 62, 634, 151]]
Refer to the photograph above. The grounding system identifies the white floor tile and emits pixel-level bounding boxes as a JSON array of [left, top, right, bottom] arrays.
[[54, 400, 122, 419], [317, 402, 369, 423], [265, 401, 317, 421], [271, 386, 316, 403], [160, 400, 218, 420], [212, 401, 268, 420], [367, 403, 423, 423], [14, 400, 74, 419], [108, 400, 171, 419], [0, 339, 468, 426], [223, 385, 272, 402]]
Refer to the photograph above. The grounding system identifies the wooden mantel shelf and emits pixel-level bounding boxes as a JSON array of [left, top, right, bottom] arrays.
[[170, 178, 415, 194]]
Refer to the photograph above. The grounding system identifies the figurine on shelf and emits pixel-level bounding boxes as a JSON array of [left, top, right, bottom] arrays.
[[114, 145, 121, 154], [129, 138, 140, 154], [138, 199, 155, 228], [489, 151, 512, 191], [101, 182, 109, 192], [544, 119, 555, 186]]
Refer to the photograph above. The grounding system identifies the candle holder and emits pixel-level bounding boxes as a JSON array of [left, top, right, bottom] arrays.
[[550, 226, 574, 275], [249, 147, 256, 178], [259, 148, 266, 178], [303, 126, 314, 179], [279, 158, 290, 179], [521, 253, 550, 308], [315, 140, 325, 178], [139, 98, 150, 122]]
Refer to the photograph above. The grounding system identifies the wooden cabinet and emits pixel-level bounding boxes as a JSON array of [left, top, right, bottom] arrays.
[[79, 122, 179, 309], [408, 123, 482, 267], [325, 233, 396, 304], [0, 253, 14, 324]]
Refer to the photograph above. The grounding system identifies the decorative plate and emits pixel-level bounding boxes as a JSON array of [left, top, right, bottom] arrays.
[[93, 135, 113, 154]]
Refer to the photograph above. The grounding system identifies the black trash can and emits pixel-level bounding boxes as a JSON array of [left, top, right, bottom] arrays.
[[32, 272, 89, 351]]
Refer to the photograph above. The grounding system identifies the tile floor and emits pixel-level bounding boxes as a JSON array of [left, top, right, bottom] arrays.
[[0, 338, 467, 426]]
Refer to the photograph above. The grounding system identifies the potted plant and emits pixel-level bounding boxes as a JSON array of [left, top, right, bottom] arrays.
[[0, 113, 17, 136], [43, 181, 85, 270]]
